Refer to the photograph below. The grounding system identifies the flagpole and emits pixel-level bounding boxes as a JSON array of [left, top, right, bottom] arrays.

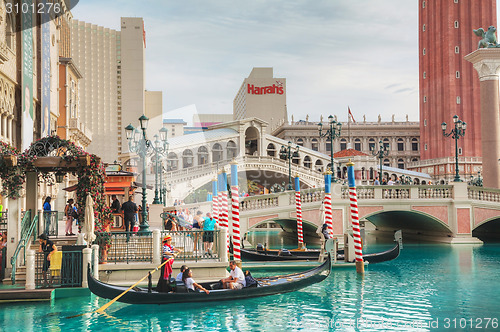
[[347, 106, 351, 148]]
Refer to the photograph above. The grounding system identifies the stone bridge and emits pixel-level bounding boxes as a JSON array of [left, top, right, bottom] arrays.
[[172, 183, 500, 243]]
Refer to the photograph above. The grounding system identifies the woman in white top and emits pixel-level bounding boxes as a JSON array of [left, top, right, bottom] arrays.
[[182, 268, 209, 294]]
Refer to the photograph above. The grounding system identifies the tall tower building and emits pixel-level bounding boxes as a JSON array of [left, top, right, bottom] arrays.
[[415, 0, 496, 181], [233, 67, 287, 127]]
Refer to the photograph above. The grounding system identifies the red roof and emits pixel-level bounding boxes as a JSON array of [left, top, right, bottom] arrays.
[[332, 148, 369, 158]]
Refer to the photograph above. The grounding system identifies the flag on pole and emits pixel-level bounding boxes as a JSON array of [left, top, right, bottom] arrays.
[[348, 106, 356, 123]]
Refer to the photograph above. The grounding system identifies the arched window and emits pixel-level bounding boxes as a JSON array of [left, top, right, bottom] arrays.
[[383, 138, 390, 151], [311, 139, 318, 151], [227, 141, 238, 159], [303, 156, 312, 169], [292, 152, 300, 165], [397, 158, 405, 169], [369, 138, 376, 152], [167, 152, 178, 171], [296, 138, 304, 147], [182, 149, 194, 168], [412, 138, 419, 151], [361, 167, 366, 180], [325, 141, 331, 153], [315, 160, 323, 172], [354, 138, 361, 151], [411, 158, 418, 162], [397, 138, 404, 151], [340, 139, 347, 151], [212, 143, 223, 162], [267, 143, 276, 157], [369, 167, 374, 180], [383, 158, 390, 167], [198, 146, 209, 165]]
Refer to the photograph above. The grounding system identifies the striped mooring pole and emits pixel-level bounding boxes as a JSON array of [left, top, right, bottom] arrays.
[[212, 178, 218, 225], [294, 175, 304, 247], [347, 160, 364, 273], [324, 170, 334, 238], [230, 162, 241, 261]]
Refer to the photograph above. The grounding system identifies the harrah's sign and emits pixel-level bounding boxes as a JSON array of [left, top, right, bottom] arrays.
[[247, 84, 284, 95]]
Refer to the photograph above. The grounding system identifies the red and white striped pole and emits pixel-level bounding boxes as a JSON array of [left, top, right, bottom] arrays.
[[324, 170, 334, 238], [347, 160, 364, 273], [230, 162, 241, 261], [212, 178, 218, 225], [294, 175, 304, 248], [217, 172, 224, 226], [220, 170, 230, 253]]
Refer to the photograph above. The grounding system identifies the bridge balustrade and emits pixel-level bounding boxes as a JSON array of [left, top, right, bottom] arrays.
[[468, 186, 500, 202], [240, 195, 279, 211], [418, 186, 453, 199]]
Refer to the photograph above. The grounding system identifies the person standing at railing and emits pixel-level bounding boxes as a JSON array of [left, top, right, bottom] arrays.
[[203, 212, 216, 257], [64, 199, 75, 236], [43, 196, 51, 235], [121, 196, 138, 236], [192, 211, 204, 255]]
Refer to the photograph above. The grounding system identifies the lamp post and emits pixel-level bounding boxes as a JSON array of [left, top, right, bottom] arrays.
[[468, 171, 482, 187], [279, 141, 300, 190], [371, 140, 388, 183], [151, 127, 169, 204], [125, 115, 168, 233], [318, 115, 342, 181], [442, 115, 467, 182]]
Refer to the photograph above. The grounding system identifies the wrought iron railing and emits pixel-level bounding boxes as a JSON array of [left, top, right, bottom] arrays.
[[0, 246, 6, 281], [161, 230, 220, 262], [98, 232, 154, 264], [0, 210, 7, 233], [43, 211, 58, 237], [11, 211, 38, 284], [35, 249, 84, 288]]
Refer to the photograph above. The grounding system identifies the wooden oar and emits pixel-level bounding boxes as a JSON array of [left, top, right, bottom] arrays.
[[67, 253, 178, 318]]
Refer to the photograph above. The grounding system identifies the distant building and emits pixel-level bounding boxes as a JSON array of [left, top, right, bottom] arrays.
[[163, 119, 187, 139], [272, 117, 421, 177], [233, 68, 287, 127]]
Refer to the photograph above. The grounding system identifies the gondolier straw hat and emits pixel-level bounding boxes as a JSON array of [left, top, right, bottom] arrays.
[[163, 235, 172, 242]]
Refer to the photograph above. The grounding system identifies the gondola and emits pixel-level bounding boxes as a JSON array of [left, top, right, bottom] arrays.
[[241, 230, 403, 264], [87, 240, 335, 305]]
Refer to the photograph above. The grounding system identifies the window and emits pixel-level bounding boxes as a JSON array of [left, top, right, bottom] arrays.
[[423, 24, 426, 32], [266, 143, 276, 157], [423, 48, 426, 55], [455, 46, 460, 54], [369, 138, 376, 152], [454, 0, 458, 3], [383, 159, 390, 167], [296, 138, 304, 147], [340, 139, 347, 151], [424, 96, 427, 103], [457, 96, 461, 104], [458, 147, 462, 155], [425, 144, 428, 151], [422, 1, 426, 8], [354, 138, 361, 151], [325, 141, 331, 152], [398, 159, 405, 169], [383, 138, 390, 151], [412, 138, 419, 151], [311, 139, 319, 151], [423, 71, 427, 79], [424, 119, 427, 126], [454, 21, 459, 28], [303, 156, 312, 169], [397, 138, 404, 151], [456, 71, 460, 78]]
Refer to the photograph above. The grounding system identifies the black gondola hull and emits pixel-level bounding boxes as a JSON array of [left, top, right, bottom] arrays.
[[88, 255, 331, 304]]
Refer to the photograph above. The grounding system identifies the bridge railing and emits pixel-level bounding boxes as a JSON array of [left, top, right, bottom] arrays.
[[240, 194, 279, 211], [468, 186, 500, 202]]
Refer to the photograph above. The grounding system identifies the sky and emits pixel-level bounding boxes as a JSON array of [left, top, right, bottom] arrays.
[[70, 1, 494, 125]]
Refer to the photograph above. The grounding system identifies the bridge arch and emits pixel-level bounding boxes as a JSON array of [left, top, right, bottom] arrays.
[[227, 140, 238, 159], [212, 143, 223, 162], [472, 216, 500, 240], [363, 209, 453, 235], [245, 126, 260, 156], [182, 149, 194, 168]]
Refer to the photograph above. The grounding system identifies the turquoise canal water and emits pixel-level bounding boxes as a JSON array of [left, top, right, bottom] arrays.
[[1, 236, 500, 331]]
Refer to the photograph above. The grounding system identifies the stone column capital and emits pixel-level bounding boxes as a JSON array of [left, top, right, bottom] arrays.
[[465, 49, 500, 81]]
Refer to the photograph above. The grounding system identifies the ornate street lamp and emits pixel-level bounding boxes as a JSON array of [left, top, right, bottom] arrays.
[[125, 115, 168, 233], [151, 132, 169, 204], [279, 141, 300, 190], [468, 171, 483, 187], [371, 140, 389, 183], [442, 115, 467, 182], [318, 115, 342, 181]]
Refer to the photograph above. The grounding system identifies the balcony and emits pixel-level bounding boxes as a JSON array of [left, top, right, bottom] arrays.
[[68, 118, 93, 147]]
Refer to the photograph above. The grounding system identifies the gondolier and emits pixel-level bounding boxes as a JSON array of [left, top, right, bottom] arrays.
[[157, 235, 182, 292]]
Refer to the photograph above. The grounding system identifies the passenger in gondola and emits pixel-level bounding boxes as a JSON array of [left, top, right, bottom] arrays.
[[156, 235, 182, 292], [182, 268, 209, 294], [175, 265, 188, 282], [321, 224, 332, 240], [221, 260, 246, 290]]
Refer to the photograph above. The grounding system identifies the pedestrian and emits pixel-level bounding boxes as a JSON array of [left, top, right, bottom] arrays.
[[374, 178, 380, 185], [192, 211, 204, 255], [38, 233, 57, 287], [203, 212, 216, 256], [121, 196, 138, 234], [156, 235, 182, 292], [43, 196, 52, 235], [221, 260, 246, 289], [64, 199, 75, 236], [110, 195, 121, 213], [182, 268, 209, 294], [173, 199, 178, 206]]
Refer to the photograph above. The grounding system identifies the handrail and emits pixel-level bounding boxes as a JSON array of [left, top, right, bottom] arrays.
[[11, 211, 39, 284]]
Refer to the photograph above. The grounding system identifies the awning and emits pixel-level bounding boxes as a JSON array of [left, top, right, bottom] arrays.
[[104, 181, 134, 189], [63, 184, 78, 192]]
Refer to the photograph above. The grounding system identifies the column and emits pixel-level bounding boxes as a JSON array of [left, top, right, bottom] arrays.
[[465, 49, 500, 188]]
